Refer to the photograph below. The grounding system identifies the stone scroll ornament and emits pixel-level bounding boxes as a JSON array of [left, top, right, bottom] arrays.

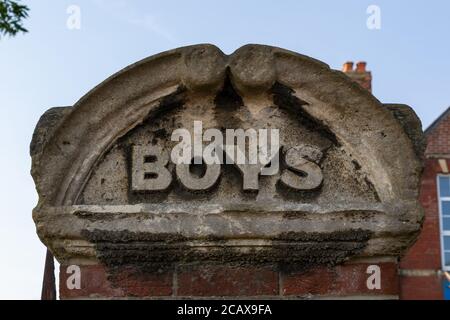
[[31, 45, 425, 292]]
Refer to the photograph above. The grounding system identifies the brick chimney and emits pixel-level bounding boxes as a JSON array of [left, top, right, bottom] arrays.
[[342, 61, 372, 92]]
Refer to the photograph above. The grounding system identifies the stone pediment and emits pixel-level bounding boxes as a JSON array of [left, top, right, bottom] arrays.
[[31, 44, 424, 269]]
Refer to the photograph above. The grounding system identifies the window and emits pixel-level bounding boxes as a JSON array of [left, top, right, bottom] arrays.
[[438, 175, 450, 271]]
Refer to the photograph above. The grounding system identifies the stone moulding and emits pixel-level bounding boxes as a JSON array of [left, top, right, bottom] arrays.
[[31, 44, 425, 267]]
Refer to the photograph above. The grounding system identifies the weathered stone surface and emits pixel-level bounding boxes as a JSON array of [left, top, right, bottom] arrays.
[[31, 44, 425, 275]]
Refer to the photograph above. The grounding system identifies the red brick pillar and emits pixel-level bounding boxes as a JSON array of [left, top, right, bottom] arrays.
[[60, 262, 399, 299]]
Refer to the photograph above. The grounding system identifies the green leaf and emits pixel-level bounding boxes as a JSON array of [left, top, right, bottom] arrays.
[[0, 0, 29, 38]]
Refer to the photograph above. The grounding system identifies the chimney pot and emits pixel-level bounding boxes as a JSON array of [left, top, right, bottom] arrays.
[[356, 61, 367, 73], [342, 61, 354, 73]]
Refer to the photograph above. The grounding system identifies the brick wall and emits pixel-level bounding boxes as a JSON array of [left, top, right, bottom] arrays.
[[59, 262, 399, 299], [401, 159, 442, 270]]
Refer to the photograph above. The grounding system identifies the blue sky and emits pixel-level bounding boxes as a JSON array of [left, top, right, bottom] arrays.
[[0, 0, 449, 299]]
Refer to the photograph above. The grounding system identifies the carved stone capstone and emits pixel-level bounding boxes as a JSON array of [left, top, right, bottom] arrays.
[[31, 44, 425, 270]]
